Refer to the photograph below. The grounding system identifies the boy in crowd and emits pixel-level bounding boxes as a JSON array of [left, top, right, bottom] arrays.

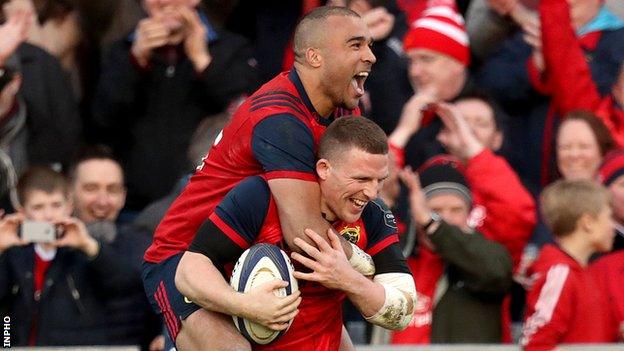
[[521, 180, 618, 349], [0, 166, 125, 346]]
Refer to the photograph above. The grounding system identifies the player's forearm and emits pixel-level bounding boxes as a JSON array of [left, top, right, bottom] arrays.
[[342, 270, 385, 317], [175, 251, 245, 316]]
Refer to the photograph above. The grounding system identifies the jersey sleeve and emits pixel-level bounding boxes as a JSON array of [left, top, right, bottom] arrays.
[[520, 264, 573, 350], [251, 114, 317, 182], [189, 176, 271, 265], [362, 199, 399, 256]]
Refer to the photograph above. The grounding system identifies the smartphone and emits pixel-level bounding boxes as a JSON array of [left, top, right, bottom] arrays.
[[20, 220, 58, 243]]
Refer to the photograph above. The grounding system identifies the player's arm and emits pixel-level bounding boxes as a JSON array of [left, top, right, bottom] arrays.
[[176, 226, 299, 331], [253, 115, 372, 273], [291, 228, 414, 330], [175, 178, 301, 330]]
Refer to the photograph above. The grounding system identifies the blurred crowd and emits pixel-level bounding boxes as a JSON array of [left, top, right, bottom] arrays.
[[0, 0, 623, 349]]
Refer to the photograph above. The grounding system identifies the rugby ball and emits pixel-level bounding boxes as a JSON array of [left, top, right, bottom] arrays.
[[230, 243, 298, 344]]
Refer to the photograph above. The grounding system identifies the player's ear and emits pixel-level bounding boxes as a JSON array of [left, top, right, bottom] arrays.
[[316, 159, 330, 180], [306, 47, 323, 68]]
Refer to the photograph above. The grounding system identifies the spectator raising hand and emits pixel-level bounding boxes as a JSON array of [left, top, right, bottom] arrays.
[[388, 92, 437, 148], [178, 6, 211, 72], [436, 103, 485, 161], [0, 4, 30, 66]]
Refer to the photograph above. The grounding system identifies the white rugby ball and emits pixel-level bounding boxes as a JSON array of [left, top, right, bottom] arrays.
[[230, 243, 298, 345]]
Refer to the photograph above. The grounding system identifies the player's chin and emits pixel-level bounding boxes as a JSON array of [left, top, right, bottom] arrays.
[[341, 95, 361, 110]]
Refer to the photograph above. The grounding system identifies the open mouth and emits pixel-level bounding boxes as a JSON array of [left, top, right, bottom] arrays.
[[349, 197, 367, 210], [351, 71, 369, 96]]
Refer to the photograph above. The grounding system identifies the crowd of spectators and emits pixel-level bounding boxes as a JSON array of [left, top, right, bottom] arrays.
[[0, 0, 622, 349]]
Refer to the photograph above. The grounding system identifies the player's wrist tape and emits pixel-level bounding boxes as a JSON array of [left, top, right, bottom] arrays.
[[349, 242, 375, 276], [365, 273, 416, 330]]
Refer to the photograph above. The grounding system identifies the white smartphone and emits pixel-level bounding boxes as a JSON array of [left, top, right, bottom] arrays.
[[20, 221, 58, 243]]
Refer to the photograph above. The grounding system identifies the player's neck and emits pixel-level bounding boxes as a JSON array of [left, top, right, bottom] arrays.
[[320, 201, 337, 222], [297, 67, 334, 118]]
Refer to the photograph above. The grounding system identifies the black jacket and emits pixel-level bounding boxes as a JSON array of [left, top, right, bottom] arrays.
[[0, 242, 124, 345], [92, 22, 258, 209]]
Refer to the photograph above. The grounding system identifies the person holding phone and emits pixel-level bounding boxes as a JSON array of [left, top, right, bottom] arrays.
[[0, 166, 129, 346]]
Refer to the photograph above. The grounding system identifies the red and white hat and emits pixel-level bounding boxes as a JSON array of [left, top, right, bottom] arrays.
[[403, 5, 470, 66]]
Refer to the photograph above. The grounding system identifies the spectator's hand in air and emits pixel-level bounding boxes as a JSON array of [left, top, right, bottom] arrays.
[[398, 168, 437, 250], [54, 217, 99, 258], [398, 168, 431, 227], [131, 14, 171, 68], [0, 74, 21, 118], [521, 16, 544, 71], [242, 279, 301, 331], [362, 7, 395, 41], [0, 5, 30, 66], [487, 0, 518, 16], [291, 228, 360, 290], [388, 92, 437, 148], [0, 212, 26, 253], [179, 7, 211, 73], [436, 102, 484, 160]]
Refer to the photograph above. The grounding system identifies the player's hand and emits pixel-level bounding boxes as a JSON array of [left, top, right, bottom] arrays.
[[291, 228, 359, 291], [242, 280, 301, 331], [0, 212, 26, 253], [388, 92, 437, 148], [131, 16, 171, 68], [178, 6, 211, 72], [435, 102, 484, 160], [53, 217, 99, 258]]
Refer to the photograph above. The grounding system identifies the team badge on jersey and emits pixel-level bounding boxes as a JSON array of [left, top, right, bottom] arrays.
[[340, 225, 361, 244]]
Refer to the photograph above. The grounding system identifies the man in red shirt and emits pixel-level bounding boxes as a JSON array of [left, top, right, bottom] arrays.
[[170, 117, 415, 350], [142, 5, 377, 350], [521, 180, 618, 350]]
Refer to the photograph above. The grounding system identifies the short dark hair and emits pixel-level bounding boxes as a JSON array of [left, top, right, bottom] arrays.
[[559, 110, 615, 157], [453, 90, 508, 132], [293, 6, 360, 61], [318, 116, 388, 161], [17, 166, 68, 206], [67, 145, 122, 183]]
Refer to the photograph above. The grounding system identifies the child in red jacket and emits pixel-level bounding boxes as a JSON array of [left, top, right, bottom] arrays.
[[520, 180, 618, 350]]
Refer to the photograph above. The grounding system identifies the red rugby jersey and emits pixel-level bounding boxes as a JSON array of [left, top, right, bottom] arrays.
[[145, 70, 359, 263]]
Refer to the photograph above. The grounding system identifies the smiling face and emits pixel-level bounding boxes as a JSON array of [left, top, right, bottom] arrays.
[[317, 147, 388, 223], [557, 119, 602, 180], [318, 14, 376, 111], [72, 159, 126, 223]]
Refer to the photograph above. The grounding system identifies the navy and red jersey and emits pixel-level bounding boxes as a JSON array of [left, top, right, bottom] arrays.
[[144, 69, 359, 263], [189, 176, 407, 351], [520, 244, 617, 350]]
